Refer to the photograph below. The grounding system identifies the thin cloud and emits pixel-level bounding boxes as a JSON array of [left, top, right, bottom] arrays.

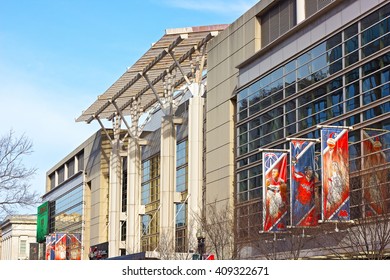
[[162, 0, 259, 15]]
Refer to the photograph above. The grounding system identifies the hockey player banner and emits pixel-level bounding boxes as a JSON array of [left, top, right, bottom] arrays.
[[321, 127, 350, 221], [263, 151, 288, 232], [362, 129, 389, 216], [290, 140, 318, 227], [55, 233, 67, 260], [67, 233, 82, 260], [46, 234, 55, 260]]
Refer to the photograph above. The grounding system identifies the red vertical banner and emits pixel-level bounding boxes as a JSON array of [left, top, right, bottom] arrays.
[[263, 152, 288, 232], [362, 129, 388, 216], [55, 233, 67, 260], [290, 140, 318, 227], [321, 127, 350, 221], [67, 233, 82, 260]]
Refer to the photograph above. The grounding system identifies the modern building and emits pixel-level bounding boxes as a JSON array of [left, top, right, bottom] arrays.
[[41, 129, 118, 260], [0, 215, 37, 260], [206, 0, 390, 258], [48, 25, 228, 259], [43, 0, 390, 259]]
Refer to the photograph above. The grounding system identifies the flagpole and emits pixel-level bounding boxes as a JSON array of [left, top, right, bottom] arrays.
[[316, 124, 353, 130], [259, 148, 289, 153], [286, 137, 320, 143], [362, 127, 390, 132]]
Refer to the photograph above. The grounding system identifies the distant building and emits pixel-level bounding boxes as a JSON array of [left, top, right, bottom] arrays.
[[0, 215, 37, 260]]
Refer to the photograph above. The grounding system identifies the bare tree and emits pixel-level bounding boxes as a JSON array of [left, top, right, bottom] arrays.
[[153, 227, 198, 260], [245, 217, 321, 260], [0, 129, 40, 218], [333, 215, 390, 259], [197, 201, 235, 260], [311, 159, 390, 260], [324, 178, 390, 259]]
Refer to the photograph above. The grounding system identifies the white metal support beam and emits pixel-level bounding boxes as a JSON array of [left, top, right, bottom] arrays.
[[168, 49, 191, 85], [142, 72, 166, 111], [110, 99, 136, 139], [94, 115, 113, 142], [105, 33, 215, 121]]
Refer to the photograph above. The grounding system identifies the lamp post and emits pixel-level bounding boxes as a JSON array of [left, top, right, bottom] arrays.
[[196, 229, 206, 260]]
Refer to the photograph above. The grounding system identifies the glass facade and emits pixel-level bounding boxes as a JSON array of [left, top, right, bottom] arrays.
[[121, 157, 128, 212], [175, 203, 187, 252], [236, 3, 390, 238], [176, 140, 188, 192], [176, 139, 188, 252], [139, 138, 189, 252], [140, 155, 160, 251], [49, 183, 83, 234], [141, 156, 160, 205]]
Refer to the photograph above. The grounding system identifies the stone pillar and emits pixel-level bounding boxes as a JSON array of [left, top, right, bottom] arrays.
[[159, 115, 177, 252], [126, 137, 142, 253], [297, 0, 305, 24], [187, 83, 205, 248], [108, 117, 121, 258], [82, 172, 91, 260]]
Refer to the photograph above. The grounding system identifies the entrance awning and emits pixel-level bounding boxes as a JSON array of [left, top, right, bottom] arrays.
[[76, 25, 228, 124]]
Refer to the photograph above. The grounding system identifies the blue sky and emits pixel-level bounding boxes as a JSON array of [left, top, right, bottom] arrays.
[[0, 0, 258, 213]]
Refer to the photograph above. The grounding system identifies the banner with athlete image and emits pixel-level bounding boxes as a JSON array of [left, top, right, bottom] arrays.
[[263, 151, 288, 232], [45, 234, 55, 260], [67, 233, 82, 260], [362, 129, 389, 216], [290, 140, 318, 227], [55, 233, 67, 260], [321, 127, 350, 221]]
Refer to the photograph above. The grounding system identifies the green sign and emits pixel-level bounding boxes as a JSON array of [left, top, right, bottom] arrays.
[[36, 201, 49, 243]]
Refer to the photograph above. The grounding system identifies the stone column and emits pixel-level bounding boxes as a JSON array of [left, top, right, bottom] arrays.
[[126, 137, 142, 253], [159, 115, 177, 253], [187, 83, 205, 248], [108, 117, 121, 258], [297, 0, 305, 24]]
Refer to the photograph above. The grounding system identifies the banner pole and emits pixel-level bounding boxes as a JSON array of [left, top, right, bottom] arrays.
[[259, 148, 289, 153], [286, 137, 320, 143], [316, 124, 353, 130]]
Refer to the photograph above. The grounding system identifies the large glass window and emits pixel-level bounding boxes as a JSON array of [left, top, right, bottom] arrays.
[[49, 184, 83, 234], [141, 156, 160, 205], [140, 211, 159, 252], [176, 140, 188, 192], [175, 203, 187, 252], [236, 3, 390, 208], [122, 157, 128, 212]]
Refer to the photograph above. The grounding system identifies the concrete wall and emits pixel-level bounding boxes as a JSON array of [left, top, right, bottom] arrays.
[[205, 0, 271, 210], [85, 131, 110, 252]]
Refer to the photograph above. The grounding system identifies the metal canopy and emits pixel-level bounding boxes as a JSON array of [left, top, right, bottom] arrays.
[[76, 24, 228, 124]]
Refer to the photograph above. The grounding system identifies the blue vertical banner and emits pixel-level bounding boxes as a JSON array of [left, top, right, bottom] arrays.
[[321, 127, 350, 221], [290, 140, 318, 227], [263, 151, 288, 232], [46, 234, 55, 260]]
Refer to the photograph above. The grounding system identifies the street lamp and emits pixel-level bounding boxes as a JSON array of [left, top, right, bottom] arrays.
[[196, 229, 206, 260]]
